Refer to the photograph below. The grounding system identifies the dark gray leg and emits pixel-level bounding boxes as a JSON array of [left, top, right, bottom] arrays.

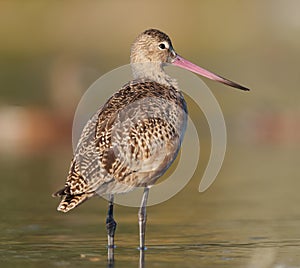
[[106, 194, 117, 249], [138, 187, 150, 250]]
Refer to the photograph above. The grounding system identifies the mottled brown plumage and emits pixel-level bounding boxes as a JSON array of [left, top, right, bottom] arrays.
[[53, 29, 249, 249], [53, 78, 187, 212]]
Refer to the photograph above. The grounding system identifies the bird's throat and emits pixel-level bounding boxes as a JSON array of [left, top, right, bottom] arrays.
[[131, 62, 178, 88]]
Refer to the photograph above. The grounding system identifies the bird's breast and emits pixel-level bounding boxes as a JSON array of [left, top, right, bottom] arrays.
[[75, 79, 188, 193]]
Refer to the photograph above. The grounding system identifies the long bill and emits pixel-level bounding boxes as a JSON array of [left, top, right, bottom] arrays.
[[172, 54, 250, 91]]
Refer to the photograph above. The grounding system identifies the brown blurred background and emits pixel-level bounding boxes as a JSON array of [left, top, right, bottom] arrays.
[[1, 1, 299, 156], [1, 0, 299, 209], [1, 1, 300, 266], [1, 0, 300, 218]]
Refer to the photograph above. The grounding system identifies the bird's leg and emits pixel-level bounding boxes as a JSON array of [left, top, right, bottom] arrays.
[[138, 187, 150, 250], [106, 194, 117, 249]]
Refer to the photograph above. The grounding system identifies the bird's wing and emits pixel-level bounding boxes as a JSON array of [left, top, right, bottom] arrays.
[[104, 100, 184, 188], [54, 79, 187, 207]]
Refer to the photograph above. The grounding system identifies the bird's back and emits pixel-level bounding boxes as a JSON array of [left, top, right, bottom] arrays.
[[54, 79, 187, 212]]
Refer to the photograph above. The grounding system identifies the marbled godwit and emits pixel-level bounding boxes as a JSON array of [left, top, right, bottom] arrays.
[[53, 29, 249, 250]]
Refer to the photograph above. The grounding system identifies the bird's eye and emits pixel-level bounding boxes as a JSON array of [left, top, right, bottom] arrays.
[[159, 43, 166, 49], [158, 42, 169, 50]]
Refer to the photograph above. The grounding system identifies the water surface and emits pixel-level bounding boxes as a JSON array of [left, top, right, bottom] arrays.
[[1, 146, 300, 267]]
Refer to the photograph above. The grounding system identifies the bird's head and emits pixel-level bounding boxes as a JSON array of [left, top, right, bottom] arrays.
[[131, 29, 176, 64], [131, 29, 250, 91]]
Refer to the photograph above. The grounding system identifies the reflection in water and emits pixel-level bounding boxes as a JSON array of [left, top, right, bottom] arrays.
[[107, 247, 145, 268], [107, 247, 114, 268], [139, 250, 145, 268]]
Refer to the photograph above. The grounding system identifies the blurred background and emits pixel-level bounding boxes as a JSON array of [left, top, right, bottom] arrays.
[[1, 1, 300, 267]]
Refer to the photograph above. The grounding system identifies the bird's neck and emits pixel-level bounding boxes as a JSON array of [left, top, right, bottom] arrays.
[[131, 62, 178, 88]]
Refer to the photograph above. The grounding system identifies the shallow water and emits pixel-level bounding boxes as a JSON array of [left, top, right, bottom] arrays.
[[1, 145, 300, 267], [2, 219, 300, 267]]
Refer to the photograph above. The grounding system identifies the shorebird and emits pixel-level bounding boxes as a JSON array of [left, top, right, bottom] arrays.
[[53, 29, 249, 250]]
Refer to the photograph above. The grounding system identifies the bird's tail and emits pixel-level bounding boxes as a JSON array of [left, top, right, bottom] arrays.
[[52, 188, 94, 213]]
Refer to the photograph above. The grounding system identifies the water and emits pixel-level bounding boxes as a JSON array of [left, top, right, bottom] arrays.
[[1, 145, 300, 267]]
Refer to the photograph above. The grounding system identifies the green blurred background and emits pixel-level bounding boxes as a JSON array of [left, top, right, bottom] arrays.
[[1, 1, 300, 267]]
